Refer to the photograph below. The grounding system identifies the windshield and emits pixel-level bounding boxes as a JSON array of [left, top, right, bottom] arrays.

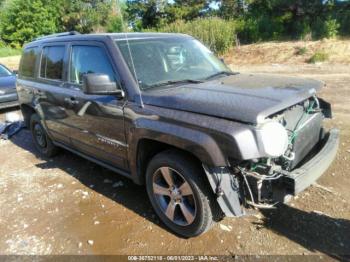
[[0, 65, 12, 77], [115, 37, 231, 90]]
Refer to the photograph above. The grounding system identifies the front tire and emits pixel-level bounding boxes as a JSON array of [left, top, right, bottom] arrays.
[[30, 114, 58, 157], [146, 150, 216, 237]]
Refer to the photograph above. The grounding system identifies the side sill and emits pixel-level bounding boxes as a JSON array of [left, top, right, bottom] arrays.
[[53, 141, 133, 181]]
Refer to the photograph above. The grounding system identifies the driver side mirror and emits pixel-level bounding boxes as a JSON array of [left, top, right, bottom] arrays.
[[82, 73, 124, 98]]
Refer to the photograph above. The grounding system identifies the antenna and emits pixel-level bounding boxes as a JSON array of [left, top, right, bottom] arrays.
[[116, 0, 144, 108]]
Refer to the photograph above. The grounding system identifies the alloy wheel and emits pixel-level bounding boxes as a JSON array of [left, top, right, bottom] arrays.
[[152, 167, 197, 226], [33, 123, 47, 148]]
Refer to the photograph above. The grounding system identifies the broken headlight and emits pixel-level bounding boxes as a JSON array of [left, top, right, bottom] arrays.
[[258, 121, 288, 158]]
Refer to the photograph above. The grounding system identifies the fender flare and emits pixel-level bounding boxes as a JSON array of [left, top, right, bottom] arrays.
[[20, 102, 53, 137], [128, 119, 228, 184]]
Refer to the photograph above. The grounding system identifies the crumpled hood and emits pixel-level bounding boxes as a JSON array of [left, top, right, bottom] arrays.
[[141, 73, 324, 124], [0, 75, 16, 94]]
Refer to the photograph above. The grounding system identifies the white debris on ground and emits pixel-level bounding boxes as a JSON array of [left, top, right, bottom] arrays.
[[219, 224, 232, 232], [87, 240, 94, 246], [5, 112, 23, 122], [313, 183, 335, 194], [5, 235, 52, 254], [73, 189, 89, 199], [17, 194, 23, 202]]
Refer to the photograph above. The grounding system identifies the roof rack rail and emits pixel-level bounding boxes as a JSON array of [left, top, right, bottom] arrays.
[[35, 31, 80, 41]]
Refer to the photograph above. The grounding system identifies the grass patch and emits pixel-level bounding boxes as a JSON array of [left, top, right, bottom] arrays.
[[0, 47, 22, 58], [308, 51, 329, 63], [295, 46, 308, 56], [146, 17, 238, 55]]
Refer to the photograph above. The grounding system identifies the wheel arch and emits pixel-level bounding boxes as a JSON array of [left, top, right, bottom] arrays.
[[128, 122, 228, 185], [20, 103, 36, 128]]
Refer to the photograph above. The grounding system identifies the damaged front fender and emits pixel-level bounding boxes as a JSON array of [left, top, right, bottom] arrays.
[[203, 165, 244, 217]]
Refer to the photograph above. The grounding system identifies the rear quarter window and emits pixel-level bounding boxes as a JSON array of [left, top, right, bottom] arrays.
[[19, 47, 39, 78]]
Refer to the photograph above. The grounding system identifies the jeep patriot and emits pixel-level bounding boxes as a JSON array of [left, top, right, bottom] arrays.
[[17, 32, 339, 237]]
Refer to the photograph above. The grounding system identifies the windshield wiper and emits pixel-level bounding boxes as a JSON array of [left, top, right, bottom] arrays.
[[205, 71, 236, 80], [150, 79, 204, 88]]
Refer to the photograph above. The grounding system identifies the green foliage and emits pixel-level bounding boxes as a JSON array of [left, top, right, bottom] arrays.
[[0, 46, 22, 57], [0, 0, 126, 46], [168, 0, 208, 21], [295, 21, 312, 41], [126, 0, 208, 30], [295, 47, 307, 56], [127, 0, 166, 29], [60, 0, 112, 33], [312, 18, 339, 39], [107, 15, 124, 32], [148, 17, 237, 54], [219, 0, 244, 20], [308, 51, 329, 64], [0, 0, 60, 46], [228, 0, 347, 43], [338, 9, 350, 35], [0, 0, 349, 50], [323, 19, 340, 39], [235, 18, 260, 43]]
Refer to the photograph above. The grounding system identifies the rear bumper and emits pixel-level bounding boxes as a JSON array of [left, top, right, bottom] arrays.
[[284, 128, 339, 195]]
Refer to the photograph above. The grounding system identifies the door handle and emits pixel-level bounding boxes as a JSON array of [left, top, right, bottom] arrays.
[[64, 97, 79, 106]]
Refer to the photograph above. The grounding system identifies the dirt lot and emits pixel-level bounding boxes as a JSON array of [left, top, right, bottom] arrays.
[[225, 39, 350, 65], [0, 63, 349, 257]]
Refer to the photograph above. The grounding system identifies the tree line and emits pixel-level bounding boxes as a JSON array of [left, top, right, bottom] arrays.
[[0, 0, 125, 47], [127, 0, 350, 43], [0, 0, 349, 51]]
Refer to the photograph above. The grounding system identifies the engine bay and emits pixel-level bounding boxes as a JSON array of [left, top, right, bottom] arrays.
[[237, 96, 332, 208]]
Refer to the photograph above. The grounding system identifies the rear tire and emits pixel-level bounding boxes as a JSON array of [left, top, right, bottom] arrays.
[[146, 150, 217, 237], [30, 114, 58, 157]]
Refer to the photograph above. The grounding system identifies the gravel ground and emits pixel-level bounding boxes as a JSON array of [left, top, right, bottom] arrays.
[[0, 64, 349, 258]]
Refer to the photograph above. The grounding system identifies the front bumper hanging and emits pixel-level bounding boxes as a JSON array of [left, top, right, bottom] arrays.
[[284, 128, 339, 195], [204, 128, 339, 217]]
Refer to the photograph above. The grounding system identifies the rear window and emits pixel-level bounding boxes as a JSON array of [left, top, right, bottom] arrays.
[[40, 46, 65, 80], [19, 47, 39, 78]]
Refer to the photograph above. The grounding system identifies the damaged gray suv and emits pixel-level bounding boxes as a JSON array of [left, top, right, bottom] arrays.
[[17, 32, 339, 237]]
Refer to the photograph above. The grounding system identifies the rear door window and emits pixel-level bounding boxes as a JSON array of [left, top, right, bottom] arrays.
[[69, 45, 115, 85], [19, 47, 39, 78], [40, 46, 65, 81]]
